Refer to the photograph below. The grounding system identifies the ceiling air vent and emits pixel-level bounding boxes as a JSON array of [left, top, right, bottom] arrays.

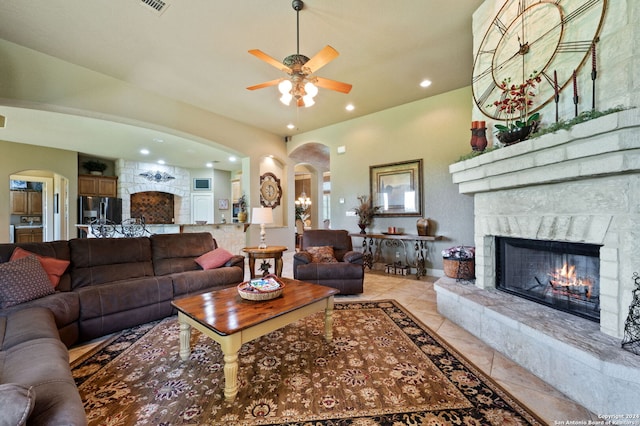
[[139, 0, 169, 15]]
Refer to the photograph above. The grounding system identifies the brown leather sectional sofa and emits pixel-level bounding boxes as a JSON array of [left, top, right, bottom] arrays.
[[0, 232, 245, 425]]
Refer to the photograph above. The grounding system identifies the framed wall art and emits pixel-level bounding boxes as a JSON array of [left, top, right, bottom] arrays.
[[370, 159, 423, 217], [218, 199, 229, 210]]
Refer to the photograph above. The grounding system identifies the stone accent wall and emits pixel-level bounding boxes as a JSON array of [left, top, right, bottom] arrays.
[[450, 109, 640, 338], [115, 159, 191, 224], [472, 0, 640, 143]]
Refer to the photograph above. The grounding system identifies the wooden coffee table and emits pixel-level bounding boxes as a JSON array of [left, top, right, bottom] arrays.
[[171, 278, 339, 401]]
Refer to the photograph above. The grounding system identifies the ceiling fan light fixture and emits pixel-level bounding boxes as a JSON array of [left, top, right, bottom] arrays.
[[278, 79, 293, 95], [304, 81, 318, 97], [280, 93, 293, 106], [302, 95, 315, 107], [247, 0, 351, 108]]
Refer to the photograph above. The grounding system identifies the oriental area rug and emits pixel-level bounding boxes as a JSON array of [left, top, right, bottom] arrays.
[[71, 300, 544, 425]]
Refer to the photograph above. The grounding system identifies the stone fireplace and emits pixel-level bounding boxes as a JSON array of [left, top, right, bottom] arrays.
[[436, 109, 640, 413]]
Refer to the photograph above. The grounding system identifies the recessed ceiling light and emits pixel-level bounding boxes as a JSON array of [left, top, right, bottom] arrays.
[[205, 162, 213, 168], [157, 159, 165, 165], [229, 156, 237, 162], [420, 79, 432, 88], [140, 149, 150, 155], [287, 123, 295, 129], [345, 104, 355, 111]]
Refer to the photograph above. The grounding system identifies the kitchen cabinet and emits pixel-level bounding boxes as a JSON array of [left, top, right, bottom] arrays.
[[78, 175, 118, 197], [15, 227, 43, 243], [28, 191, 42, 215], [231, 179, 241, 202], [10, 191, 42, 215], [10, 191, 27, 214]]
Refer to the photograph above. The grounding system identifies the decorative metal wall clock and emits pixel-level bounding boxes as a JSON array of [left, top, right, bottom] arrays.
[[472, 0, 607, 119], [259, 172, 282, 208]]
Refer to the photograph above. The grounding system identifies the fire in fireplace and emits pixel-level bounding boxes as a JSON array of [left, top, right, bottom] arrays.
[[496, 237, 601, 322]]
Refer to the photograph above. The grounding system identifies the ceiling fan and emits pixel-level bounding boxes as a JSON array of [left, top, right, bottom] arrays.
[[247, 0, 352, 107]]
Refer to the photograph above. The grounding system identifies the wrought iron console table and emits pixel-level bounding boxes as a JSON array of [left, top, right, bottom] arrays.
[[349, 233, 442, 279]]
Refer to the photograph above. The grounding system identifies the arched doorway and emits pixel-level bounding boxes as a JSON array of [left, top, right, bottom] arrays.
[[289, 143, 330, 247], [9, 170, 69, 242]]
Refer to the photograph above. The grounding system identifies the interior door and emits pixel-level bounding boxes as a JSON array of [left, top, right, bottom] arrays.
[[191, 194, 214, 224]]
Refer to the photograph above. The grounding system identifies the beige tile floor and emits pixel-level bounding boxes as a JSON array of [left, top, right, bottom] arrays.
[[70, 253, 597, 424]]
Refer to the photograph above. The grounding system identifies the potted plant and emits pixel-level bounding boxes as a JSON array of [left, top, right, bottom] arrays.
[[237, 194, 247, 223], [82, 159, 108, 175], [353, 195, 380, 234], [490, 74, 541, 145]]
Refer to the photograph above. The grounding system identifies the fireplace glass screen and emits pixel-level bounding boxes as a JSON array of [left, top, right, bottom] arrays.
[[496, 237, 600, 322]]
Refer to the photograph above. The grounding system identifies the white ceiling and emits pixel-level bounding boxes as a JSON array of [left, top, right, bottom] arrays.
[[0, 0, 483, 170]]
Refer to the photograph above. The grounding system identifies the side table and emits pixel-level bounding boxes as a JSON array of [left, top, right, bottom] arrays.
[[349, 233, 443, 279], [242, 246, 288, 278]]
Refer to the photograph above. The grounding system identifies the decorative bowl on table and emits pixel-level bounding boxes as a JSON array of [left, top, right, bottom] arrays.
[[237, 275, 285, 301]]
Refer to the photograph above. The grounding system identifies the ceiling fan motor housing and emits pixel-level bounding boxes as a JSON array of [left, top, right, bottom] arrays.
[[283, 54, 310, 70]]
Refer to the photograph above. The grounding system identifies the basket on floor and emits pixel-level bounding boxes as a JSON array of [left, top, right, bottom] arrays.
[[443, 258, 475, 279]]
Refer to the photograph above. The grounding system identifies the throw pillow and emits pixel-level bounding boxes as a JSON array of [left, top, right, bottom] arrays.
[[10, 247, 70, 288], [195, 248, 234, 270], [0, 383, 35, 426], [0, 255, 55, 308], [306, 246, 338, 263]]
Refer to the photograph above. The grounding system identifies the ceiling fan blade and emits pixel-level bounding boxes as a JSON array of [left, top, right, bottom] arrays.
[[247, 79, 282, 91], [248, 49, 291, 73], [315, 77, 352, 94], [303, 45, 339, 74]]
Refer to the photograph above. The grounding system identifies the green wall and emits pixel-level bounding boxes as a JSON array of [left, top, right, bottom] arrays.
[[0, 140, 78, 242], [289, 87, 475, 272]]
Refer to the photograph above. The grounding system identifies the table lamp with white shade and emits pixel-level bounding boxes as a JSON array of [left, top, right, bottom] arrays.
[[252, 207, 273, 249]]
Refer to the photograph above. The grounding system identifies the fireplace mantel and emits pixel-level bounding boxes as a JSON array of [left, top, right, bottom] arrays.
[[437, 109, 640, 414], [450, 109, 640, 195]]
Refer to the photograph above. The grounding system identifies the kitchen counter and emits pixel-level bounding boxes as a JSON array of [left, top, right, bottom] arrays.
[[180, 223, 248, 255], [14, 225, 43, 242], [75, 222, 248, 255]]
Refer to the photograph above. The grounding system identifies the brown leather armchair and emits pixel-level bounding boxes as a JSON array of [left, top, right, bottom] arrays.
[[293, 229, 364, 294]]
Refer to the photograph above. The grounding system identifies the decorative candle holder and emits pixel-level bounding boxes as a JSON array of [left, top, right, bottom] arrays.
[[470, 121, 479, 150], [474, 126, 488, 151]]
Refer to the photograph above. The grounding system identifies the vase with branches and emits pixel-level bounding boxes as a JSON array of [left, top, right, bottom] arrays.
[[353, 195, 380, 234]]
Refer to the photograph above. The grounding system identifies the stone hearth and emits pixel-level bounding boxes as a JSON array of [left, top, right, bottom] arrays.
[[438, 109, 640, 414]]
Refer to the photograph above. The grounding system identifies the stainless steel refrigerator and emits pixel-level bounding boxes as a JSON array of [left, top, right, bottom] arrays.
[[78, 196, 122, 225]]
